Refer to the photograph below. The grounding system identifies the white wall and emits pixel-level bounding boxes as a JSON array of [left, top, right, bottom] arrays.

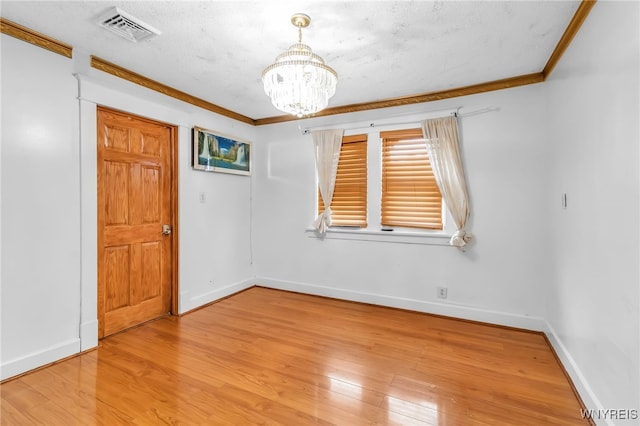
[[1, 35, 82, 378], [545, 1, 639, 423], [253, 84, 552, 330], [1, 37, 257, 379]]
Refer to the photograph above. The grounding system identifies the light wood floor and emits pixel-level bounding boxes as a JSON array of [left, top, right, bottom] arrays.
[[1, 286, 590, 425]]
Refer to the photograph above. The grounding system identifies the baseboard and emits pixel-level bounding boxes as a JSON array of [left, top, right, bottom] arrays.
[[179, 289, 192, 313], [256, 277, 546, 331], [544, 321, 608, 425], [80, 319, 98, 351], [181, 278, 256, 314], [1, 338, 80, 381]]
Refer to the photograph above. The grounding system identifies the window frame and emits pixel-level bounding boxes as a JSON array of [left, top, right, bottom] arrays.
[[310, 125, 455, 245]]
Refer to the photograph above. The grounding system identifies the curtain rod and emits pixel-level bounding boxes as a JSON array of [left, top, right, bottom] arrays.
[[299, 106, 499, 135]]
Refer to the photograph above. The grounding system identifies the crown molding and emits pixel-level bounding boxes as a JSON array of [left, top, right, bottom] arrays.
[[254, 73, 545, 126], [90, 56, 255, 125], [543, 0, 597, 79], [0, 18, 72, 58]]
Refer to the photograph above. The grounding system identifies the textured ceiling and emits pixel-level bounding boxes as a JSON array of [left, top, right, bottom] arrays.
[[1, 1, 581, 120]]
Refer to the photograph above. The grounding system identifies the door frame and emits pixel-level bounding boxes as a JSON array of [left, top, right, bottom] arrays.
[[78, 76, 188, 351], [96, 105, 179, 330]]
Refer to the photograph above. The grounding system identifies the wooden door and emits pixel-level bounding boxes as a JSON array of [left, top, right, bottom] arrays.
[[97, 107, 175, 338]]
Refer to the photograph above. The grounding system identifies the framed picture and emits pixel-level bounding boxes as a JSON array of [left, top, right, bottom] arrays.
[[192, 127, 251, 176]]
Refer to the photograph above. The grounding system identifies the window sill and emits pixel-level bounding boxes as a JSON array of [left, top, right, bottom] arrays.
[[305, 227, 452, 246]]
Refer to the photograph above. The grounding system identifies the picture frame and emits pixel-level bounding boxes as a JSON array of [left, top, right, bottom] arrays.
[[192, 127, 251, 176]]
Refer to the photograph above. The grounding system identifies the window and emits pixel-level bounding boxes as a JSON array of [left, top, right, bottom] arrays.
[[381, 129, 443, 230], [314, 127, 446, 239], [318, 134, 367, 227]]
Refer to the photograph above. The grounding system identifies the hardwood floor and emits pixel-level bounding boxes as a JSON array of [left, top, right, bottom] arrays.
[[1, 287, 590, 425]]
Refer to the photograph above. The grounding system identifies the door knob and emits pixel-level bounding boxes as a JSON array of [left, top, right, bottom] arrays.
[[162, 224, 172, 235]]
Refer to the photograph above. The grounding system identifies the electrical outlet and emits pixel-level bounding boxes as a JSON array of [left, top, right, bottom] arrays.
[[437, 286, 448, 299]]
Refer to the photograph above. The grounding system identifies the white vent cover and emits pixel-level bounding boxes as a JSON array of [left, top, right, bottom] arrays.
[[97, 7, 161, 42]]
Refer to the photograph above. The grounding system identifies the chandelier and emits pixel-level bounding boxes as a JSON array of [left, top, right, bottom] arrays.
[[262, 14, 338, 118]]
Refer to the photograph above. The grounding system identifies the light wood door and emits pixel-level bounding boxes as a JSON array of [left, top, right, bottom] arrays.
[[97, 107, 174, 338]]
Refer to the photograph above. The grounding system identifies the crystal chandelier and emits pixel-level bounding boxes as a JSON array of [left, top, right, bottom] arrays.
[[262, 14, 338, 118]]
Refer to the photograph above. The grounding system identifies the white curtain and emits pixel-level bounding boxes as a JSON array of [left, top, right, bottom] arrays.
[[312, 129, 344, 234], [421, 116, 472, 248]]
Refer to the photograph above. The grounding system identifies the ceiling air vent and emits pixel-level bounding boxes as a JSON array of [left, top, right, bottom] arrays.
[[97, 7, 161, 42]]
